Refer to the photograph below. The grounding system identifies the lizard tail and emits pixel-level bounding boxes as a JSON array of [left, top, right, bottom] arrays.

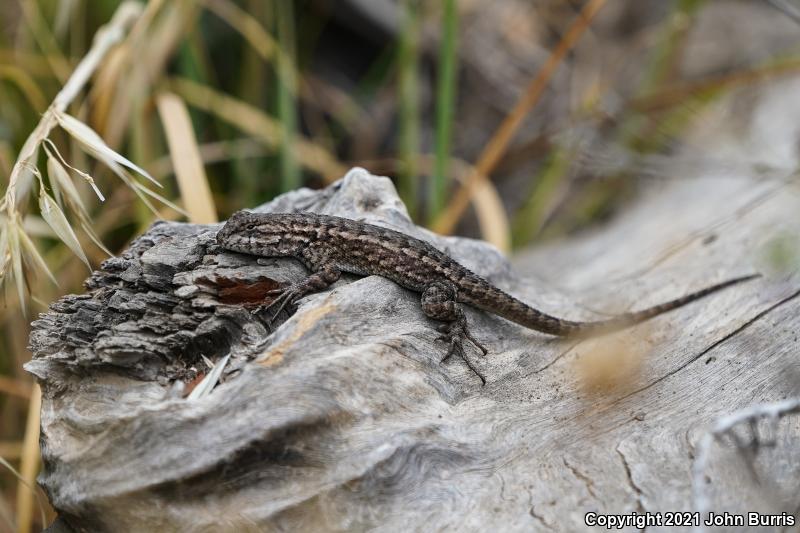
[[549, 273, 760, 337]]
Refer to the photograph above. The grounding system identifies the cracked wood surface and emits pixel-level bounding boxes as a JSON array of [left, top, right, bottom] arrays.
[[27, 168, 800, 532]]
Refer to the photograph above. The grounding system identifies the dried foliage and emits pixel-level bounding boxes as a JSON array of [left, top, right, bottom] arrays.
[[2, 0, 800, 530]]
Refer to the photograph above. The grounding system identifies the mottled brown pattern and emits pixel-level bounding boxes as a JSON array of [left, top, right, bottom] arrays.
[[217, 211, 757, 338]]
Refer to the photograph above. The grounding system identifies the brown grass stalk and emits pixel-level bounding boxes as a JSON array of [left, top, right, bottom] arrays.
[[355, 154, 511, 252], [628, 57, 800, 113], [156, 93, 218, 224], [0, 376, 32, 399], [0, 441, 23, 461], [15, 384, 41, 533], [1, 5, 145, 529], [431, 0, 607, 235], [4, 2, 143, 209], [172, 77, 347, 181]]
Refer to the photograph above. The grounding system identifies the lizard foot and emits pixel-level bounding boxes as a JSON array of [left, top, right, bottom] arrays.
[[436, 319, 487, 385], [251, 284, 302, 324], [437, 321, 488, 356], [253, 266, 342, 326], [422, 280, 488, 384]]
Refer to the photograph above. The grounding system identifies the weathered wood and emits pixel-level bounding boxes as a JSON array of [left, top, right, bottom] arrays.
[[27, 167, 800, 532]]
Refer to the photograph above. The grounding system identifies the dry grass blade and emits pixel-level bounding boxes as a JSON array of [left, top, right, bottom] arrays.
[[46, 153, 90, 215], [21, 215, 56, 239], [0, 221, 8, 281], [88, 44, 130, 137], [19, 0, 72, 82], [470, 180, 510, 253], [45, 148, 113, 256], [5, 141, 40, 212], [1, 1, 142, 308], [54, 0, 79, 38], [7, 217, 27, 315], [172, 77, 347, 181], [78, 220, 114, 257], [44, 140, 105, 202], [46, 157, 67, 209], [350, 154, 511, 251], [0, 50, 54, 76], [432, 0, 607, 235], [0, 441, 23, 460], [201, 0, 278, 64], [0, 495, 12, 532], [148, 139, 268, 180], [129, 179, 186, 216], [18, 227, 58, 287], [54, 110, 160, 188], [39, 190, 90, 268], [0, 142, 12, 176], [93, 1, 196, 147], [15, 384, 45, 533], [0, 375, 32, 399], [187, 354, 231, 400], [0, 450, 42, 533], [0, 65, 48, 112], [5, 122, 42, 210], [448, 157, 510, 252], [156, 93, 218, 224], [628, 57, 800, 113], [12, 163, 38, 212], [54, 136, 183, 218]]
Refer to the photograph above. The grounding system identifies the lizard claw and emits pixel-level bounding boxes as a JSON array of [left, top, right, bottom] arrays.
[[253, 284, 302, 324], [436, 320, 487, 385], [466, 331, 488, 357], [440, 339, 455, 363], [251, 268, 341, 327]]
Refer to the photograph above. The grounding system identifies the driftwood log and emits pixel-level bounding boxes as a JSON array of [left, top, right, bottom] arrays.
[[27, 168, 800, 532]]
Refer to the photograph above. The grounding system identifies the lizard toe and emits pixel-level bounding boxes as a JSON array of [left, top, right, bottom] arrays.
[[437, 327, 486, 385]]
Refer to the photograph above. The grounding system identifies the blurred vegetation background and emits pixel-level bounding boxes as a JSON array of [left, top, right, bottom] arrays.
[[3, 0, 800, 529]]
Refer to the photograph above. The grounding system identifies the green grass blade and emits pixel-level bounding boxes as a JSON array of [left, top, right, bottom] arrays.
[[431, 0, 458, 223], [511, 146, 570, 248], [397, 0, 421, 218]]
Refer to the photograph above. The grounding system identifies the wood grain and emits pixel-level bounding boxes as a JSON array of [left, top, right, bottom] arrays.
[[27, 168, 800, 532]]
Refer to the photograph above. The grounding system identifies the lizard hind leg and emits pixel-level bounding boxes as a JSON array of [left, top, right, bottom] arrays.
[[421, 281, 488, 385]]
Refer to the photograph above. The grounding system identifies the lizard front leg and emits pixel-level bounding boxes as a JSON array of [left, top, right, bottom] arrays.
[[261, 263, 341, 322], [421, 281, 488, 385]]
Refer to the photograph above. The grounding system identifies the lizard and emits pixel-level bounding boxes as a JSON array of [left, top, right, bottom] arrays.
[[216, 210, 758, 384]]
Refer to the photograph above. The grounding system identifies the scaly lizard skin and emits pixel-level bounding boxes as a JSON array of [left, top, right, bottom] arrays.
[[216, 210, 757, 383]]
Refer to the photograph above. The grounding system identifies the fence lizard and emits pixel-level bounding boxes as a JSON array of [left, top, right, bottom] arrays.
[[217, 211, 757, 384]]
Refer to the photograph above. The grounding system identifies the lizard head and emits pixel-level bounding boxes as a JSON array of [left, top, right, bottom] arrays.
[[217, 210, 303, 257]]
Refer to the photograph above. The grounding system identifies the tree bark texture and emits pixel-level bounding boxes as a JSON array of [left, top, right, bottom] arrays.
[[27, 168, 800, 532]]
